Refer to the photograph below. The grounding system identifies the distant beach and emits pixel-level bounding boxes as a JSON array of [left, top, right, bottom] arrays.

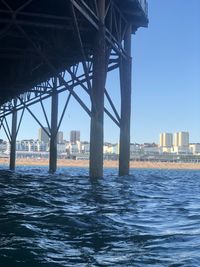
[[0, 158, 200, 170]]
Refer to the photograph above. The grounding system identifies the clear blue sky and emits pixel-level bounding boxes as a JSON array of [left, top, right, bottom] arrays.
[[132, 0, 200, 144], [1, 0, 200, 144]]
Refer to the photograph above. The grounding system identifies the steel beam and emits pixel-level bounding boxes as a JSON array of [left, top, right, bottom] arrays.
[[119, 25, 132, 176], [10, 103, 17, 170], [89, 0, 106, 178], [49, 80, 58, 173]]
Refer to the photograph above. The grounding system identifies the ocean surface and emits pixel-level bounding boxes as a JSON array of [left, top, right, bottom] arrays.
[[0, 166, 200, 267]]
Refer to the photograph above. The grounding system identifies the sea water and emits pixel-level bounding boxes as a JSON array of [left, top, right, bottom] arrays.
[[0, 166, 200, 266]]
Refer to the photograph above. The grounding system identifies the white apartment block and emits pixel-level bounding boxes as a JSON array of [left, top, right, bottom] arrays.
[[143, 144, 159, 154], [159, 131, 190, 154], [57, 143, 66, 153], [173, 131, 189, 147], [159, 133, 173, 147], [173, 131, 189, 154], [159, 133, 173, 153], [173, 132, 179, 147], [189, 144, 200, 155], [69, 141, 81, 154], [16, 140, 48, 152], [103, 143, 119, 154], [81, 142, 90, 154], [130, 143, 141, 155]]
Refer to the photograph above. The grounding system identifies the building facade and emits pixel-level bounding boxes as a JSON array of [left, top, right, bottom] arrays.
[[189, 143, 200, 155], [173, 131, 189, 154], [159, 133, 173, 147], [70, 130, 80, 144], [38, 127, 49, 144], [57, 131, 64, 144], [173, 131, 189, 147]]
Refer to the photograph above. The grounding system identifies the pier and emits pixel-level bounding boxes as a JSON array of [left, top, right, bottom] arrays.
[[0, 0, 148, 177]]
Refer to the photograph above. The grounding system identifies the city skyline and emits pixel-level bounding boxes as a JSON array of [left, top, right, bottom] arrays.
[[1, 128, 200, 146], [0, 1, 199, 144], [1, 129, 200, 158]]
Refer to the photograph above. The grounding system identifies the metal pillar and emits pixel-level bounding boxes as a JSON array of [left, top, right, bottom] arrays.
[[89, 0, 106, 178], [119, 26, 132, 176], [10, 104, 17, 170], [49, 80, 58, 173]]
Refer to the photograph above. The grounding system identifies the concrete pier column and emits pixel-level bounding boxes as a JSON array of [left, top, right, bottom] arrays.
[[10, 102, 17, 170], [119, 25, 132, 176], [89, 0, 106, 178], [49, 79, 58, 173]]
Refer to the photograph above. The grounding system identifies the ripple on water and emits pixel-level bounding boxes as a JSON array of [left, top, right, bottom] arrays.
[[0, 167, 200, 266]]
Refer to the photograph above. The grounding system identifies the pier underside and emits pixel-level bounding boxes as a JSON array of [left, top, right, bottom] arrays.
[[0, 0, 148, 177]]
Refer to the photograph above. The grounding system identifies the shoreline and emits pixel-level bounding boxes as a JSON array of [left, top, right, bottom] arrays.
[[0, 158, 200, 170]]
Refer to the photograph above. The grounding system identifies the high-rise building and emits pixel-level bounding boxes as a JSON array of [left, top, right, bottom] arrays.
[[159, 133, 173, 147], [179, 131, 189, 147], [173, 131, 189, 154], [159, 134, 163, 147], [57, 131, 64, 144], [173, 131, 189, 147], [70, 130, 80, 144], [173, 132, 179, 147], [38, 127, 49, 144]]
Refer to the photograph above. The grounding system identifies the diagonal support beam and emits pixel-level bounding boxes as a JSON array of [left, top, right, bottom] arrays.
[[14, 22, 91, 117], [1, 119, 11, 143], [70, 2, 92, 95], [68, 67, 120, 127], [105, 89, 121, 125], [40, 98, 51, 133], [19, 99, 50, 138], [56, 92, 72, 135]]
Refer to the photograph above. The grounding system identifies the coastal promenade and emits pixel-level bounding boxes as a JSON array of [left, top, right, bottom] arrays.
[[0, 158, 200, 170]]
